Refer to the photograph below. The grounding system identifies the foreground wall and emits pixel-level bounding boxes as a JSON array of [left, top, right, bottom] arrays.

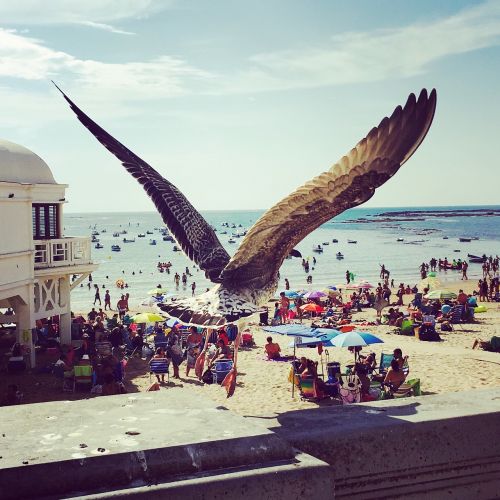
[[272, 388, 500, 499]]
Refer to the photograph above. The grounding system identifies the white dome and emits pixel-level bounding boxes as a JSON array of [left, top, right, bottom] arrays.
[[0, 138, 56, 185]]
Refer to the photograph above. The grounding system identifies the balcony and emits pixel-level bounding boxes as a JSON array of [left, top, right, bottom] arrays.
[[34, 237, 92, 269]]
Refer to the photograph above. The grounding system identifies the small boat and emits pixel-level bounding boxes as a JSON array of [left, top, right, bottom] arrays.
[[111, 245, 121, 252], [459, 237, 472, 242], [163, 235, 175, 242], [91, 236, 99, 243], [101, 229, 107, 233], [120, 230, 127, 235], [138, 233, 146, 238], [228, 238, 236, 244], [347, 239, 357, 244], [150, 239, 157, 245], [322, 242, 330, 245], [396, 238, 404, 242], [173, 245, 180, 252], [453, 249, 460, 252], [91, 230, 100, 236], [94, 243, 104, 249], [336, 252, 344, 259], [332, 239, 338, 243], [468, 253, 486, 263], [443, 236, 449, 239], [313, 245, 323, 253], [221, 231, 227, 235], [123, 238, 135, 243], [113, 232, 120, 237], [146, 230, 153, 235]]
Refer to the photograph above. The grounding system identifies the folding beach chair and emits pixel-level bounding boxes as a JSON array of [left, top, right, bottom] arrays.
[[450, 305, 464, 330], [375, 352, 393, 377], [297, 375, 317, 401], [392, 378, 420, 398], [149, 358, 170, 383], [73, 364, 93, 391], [211, 359, 233, 384]]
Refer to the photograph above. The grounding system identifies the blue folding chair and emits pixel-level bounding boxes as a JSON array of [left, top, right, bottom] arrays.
[[149, 358, 170, 383], [211, 359, 233, 384]]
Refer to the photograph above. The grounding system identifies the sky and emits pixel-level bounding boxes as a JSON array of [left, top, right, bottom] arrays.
[[0, 0, 499, 212]]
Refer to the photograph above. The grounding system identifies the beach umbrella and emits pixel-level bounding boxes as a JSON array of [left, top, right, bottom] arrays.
[[130, 312, 165, 323], [165, 317, 179, 328], [424, 289, 457, 300], [288, 331, 341, 348], [330, 331, 384, 362], [302, 290, 327, 299], [147, 288, 165, 295], [283, 290, 300, 298], [300, 303, 324, 313], [263, 324, 319, 337], [357, 282, 374, 289]]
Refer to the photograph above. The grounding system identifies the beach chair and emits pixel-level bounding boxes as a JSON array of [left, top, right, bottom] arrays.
[[450, 305, 464, 330], [73, 364, 93, 391], [149, 357, 170, 383], [95, 340, 112, 357], [375, 352, 393, 377], [392, 378, 420, 398], [211, 359, 233, 384], [399, 319, 414, 336], [297, 375, 317, 401]]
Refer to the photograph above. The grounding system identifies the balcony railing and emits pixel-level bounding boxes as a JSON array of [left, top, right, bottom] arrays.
[[34, 237, 92, 269]]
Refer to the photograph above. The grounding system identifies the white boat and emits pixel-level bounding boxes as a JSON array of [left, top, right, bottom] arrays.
[[313, 245, 323, 253], [150, 239, 157, 245], [94, 243, 104, 249], [113, 232, 120, 237], [228, 238, 236, 244], [347, 239, 357, 244], [111, 245, 121, 252], [336, 252, 344, 259], [123, 238, 135, 243], [322, 242, 329, 245], [138, 233, 146, 238], [397, 238, 404, 242]]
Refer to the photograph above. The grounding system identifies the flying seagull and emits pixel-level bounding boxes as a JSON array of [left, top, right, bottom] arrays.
[[55, 85, 436, 329]]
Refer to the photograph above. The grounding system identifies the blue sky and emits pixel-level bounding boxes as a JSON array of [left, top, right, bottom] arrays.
[[0, 0, 499, 212]]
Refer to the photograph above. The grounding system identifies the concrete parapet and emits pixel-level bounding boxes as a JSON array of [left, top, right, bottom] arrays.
[[0, 391, 332, 499], [271, 388, 500, 499]]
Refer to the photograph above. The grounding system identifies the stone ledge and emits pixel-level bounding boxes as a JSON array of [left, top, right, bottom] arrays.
[[270, 388, 500, 499], [0, 391, 331, 499]]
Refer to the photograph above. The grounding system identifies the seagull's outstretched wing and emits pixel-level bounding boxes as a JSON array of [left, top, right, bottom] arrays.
[[54, 84, 230, 282], [221, 89, 437, 290]]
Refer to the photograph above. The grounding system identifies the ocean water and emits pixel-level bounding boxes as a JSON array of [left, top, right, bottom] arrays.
[[65, 205, 500, 312]]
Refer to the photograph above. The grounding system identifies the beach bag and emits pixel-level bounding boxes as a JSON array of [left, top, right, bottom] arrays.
[[202, 368, 213, 384]]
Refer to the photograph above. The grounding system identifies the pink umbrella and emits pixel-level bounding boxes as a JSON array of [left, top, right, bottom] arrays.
[[303, 290, 327, 299]]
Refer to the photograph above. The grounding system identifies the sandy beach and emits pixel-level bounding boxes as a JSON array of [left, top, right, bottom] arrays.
[[9, 277, 498, 422]]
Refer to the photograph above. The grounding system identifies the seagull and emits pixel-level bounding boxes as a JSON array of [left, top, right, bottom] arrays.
[[56, 84, 436, 394]]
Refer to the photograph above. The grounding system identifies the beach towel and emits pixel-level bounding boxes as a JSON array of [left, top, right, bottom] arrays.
[[261, 355, 295, 362]]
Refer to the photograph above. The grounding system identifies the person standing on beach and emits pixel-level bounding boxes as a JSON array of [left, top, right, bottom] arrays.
[[346, 270, 350, 284], [285, 278, 290, 290], [104, 290, 111, 310], [279, 292, 290, 324], [191, 282, 196, 296], [94, 285, 101, 306], [174, 273, 180, 287], [380, 264, 386, 279], [461, 261, 468, 280]]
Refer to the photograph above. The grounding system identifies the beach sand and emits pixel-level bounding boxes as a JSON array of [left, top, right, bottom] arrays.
[[112, 278, 500, 420], [3, 279, 499, 419]]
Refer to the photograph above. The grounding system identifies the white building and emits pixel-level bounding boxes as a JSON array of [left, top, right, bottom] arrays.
[[0, 138, 97, 366]]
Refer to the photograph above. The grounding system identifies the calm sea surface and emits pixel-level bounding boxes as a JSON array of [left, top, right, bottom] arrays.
[[65, 205, 500, 312]]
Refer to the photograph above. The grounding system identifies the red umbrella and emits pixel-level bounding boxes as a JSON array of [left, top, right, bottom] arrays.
[[300, 303, 324, 313]]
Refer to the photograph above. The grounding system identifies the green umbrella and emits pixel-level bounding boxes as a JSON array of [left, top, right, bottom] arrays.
[[131, 312, 165, 323], [424, 289, 457, 300], [147, 288, 164, 295]]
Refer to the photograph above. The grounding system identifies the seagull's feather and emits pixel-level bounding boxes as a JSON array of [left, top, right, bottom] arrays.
[[54, 83, 230, 282], [222, 89, 437, 290]]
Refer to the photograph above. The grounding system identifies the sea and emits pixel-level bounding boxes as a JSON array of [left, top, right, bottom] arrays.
[[66, 205, 500, 312]]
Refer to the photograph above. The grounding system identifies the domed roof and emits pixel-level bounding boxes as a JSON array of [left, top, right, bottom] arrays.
[[0, 138, 56, 185]]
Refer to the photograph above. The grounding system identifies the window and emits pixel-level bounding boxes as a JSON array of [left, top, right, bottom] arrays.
[[32, 204, 60, 239]]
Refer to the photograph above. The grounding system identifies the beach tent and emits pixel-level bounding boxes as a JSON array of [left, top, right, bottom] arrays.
[[424, 289, 457, 300], [302, 290, 327, 300], [130, 312, 165, 323]]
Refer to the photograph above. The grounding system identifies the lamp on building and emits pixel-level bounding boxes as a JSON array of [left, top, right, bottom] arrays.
[[8, 193, 14, 198]]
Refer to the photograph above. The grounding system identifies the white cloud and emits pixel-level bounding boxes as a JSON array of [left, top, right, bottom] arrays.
[[221, 0, 500, 93], [0, 28, 212, 100], [76, 21, 135, 36], [0, 1, 169, 24]]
